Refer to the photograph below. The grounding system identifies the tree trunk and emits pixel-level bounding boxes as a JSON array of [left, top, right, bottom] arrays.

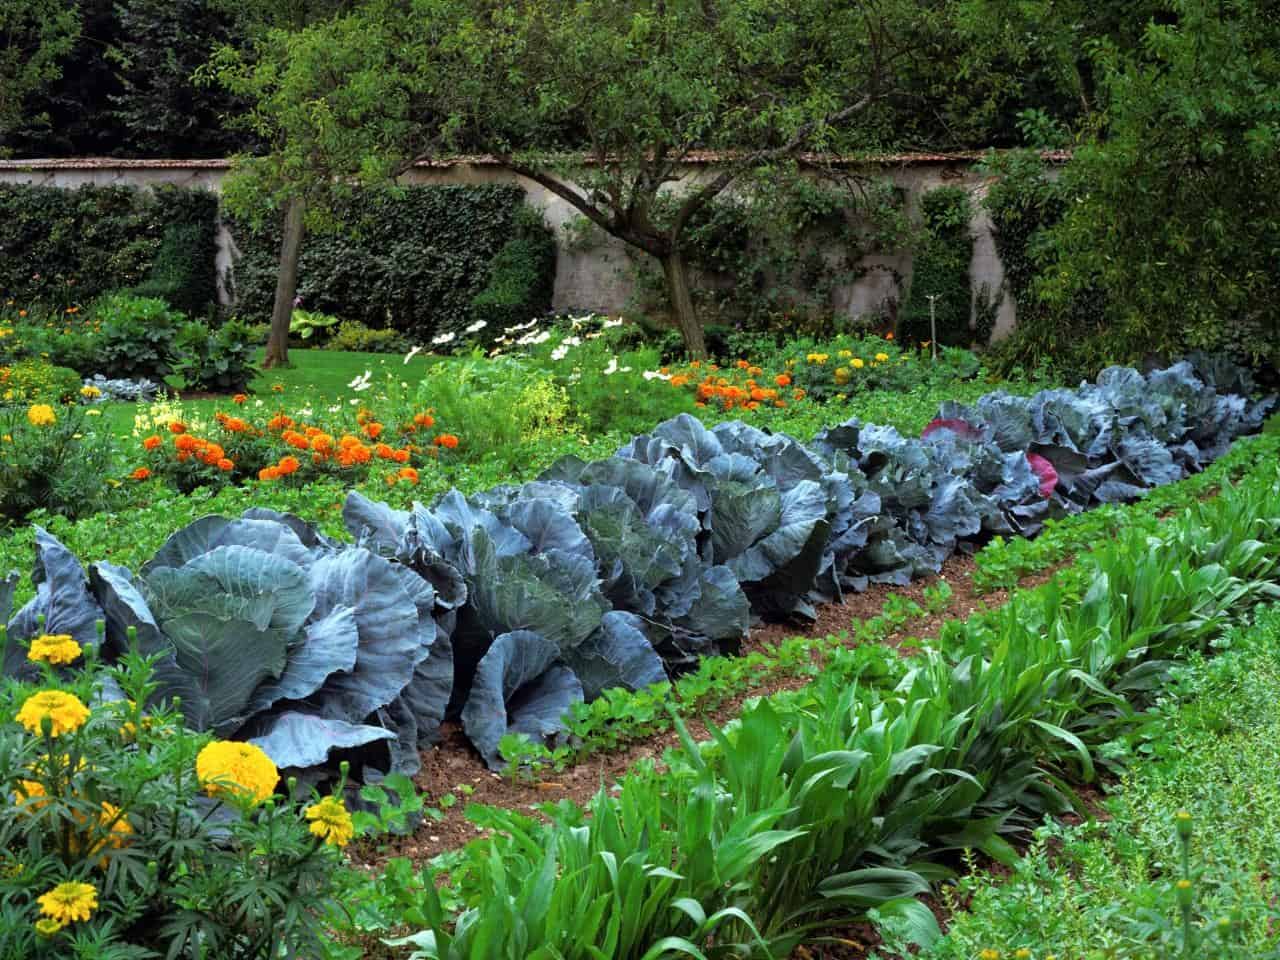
[[661, 249, 706, 360], [265, 196, 305, 369]]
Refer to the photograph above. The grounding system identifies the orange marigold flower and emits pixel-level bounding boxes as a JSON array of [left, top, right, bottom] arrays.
[[142, 435, 162, 451], [434, 434, 459, 449], [736, 359, 750, 369], [375, 443, 395, 460], [282, 430, 310, 450], [271, 383, 284, 393], [310, 433, 334, 455], [277, 456, 301, 475], [259, 466, 281, 481], [222, 417, 249, 433], [413, 413, 435, 428], [202, 443, 225, 463], [793, 389, 806, 400], [176, 451, 191, 463], [174, 434, 198, 452], [391, 448, 410, 464], [885, 332, 894, 340], [362, 422, 384, 440], [775, 374, 791, 387], [775, 400, 787, 408], [268, 415, 294, 432], [216, 458, 234, 472], [168, 421, 186, 435], [130, 467, 151, 481], [746, 401, 760, 410], [232, 394, 247, 405], [397, 467, 419, 484]]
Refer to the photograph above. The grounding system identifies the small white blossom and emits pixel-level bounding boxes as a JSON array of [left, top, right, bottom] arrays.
[[465, 320, 487, 334], [562, 336, 582, 347], [403, 345, 423, 364], [431, 332, 456, 346], [503, 318, 539, 334], [517, 330, 551, 346], [551, 345, 569, 361], [328, 404, 342, 413], [348, 371, 373, 392], [603, 357, 619, 376], [603, 317, 624, 328], [642, 370, 671, 381]]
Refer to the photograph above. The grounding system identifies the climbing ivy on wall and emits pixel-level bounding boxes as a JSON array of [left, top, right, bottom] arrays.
[[898, 186, 975, 347], [226, 184, 554, 341], [0, 182, 219, 313]]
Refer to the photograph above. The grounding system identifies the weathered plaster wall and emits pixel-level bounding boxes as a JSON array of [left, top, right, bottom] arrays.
[[0, 157, 1020, 338]]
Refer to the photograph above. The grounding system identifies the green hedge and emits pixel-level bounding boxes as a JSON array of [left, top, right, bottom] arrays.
[[0, 182, 219, 315], [899, 186, 975, 347], [227, 185, 556, 341]]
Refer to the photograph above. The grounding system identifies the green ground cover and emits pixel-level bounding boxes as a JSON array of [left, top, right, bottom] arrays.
[[925, 604, 1280, 960]]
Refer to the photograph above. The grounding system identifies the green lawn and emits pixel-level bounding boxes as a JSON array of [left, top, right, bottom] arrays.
[[97, 348, 423, 438]]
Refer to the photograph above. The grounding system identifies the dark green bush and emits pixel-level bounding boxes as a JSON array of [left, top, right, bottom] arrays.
[[228, 185, 554, 341], [470, 208, 557, 335], [898, 186, 975, 347], [167, 317, 257, 392], [91, 293, 184, 379], [0, 183, 220, 314]]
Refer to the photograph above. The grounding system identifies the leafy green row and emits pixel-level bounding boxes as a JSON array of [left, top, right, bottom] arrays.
[[924, 604, 1280, 960], [387, 455, 1280, 959], [501, 431, 1280, 775]]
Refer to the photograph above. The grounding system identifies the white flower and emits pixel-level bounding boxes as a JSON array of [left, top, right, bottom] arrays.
[[431, 332, 456, 346], [585, 332, 604, 340], [297, 407, 314, 418], [642, 370, 671, 381], [349, 398, 361, 406], [517, 330, 551, 346], [348, 371, 373, 392], [328, 404, 341, 413], [551, 345, 569, 361], [603, 317, 624, 328], [403, 345, 423, 364], [603, 357, 618, 376], [620, 366, 632, 374], [503, 318, 539, 334], [569, 313, 596, 328], [562, 336, 582, 347], [465, 320, 487, 334]]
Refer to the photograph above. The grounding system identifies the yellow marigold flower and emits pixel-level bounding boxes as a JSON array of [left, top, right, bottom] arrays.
[[979, 951, 1001, 960], [35, 917, 65, 937], [875, 352, 890, 362], [37, 881, 98, 925], [27, 403, 57, 427], [70, 802, 134, 864], [14, 778, 49, 812], [196, 740, 278, 805], [27, 634, 82, 666], [837, 349, 852, 358], [80, 385, 102, 398], [851, 357, 865, 369], [1014, 950, 1031, 959], [16, 690, 91, 737], [304, 795, 355, 847]]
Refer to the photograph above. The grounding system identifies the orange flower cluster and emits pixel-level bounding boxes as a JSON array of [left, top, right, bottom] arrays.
[[683, 372, 784, 412], [130, 403, 458, 487]]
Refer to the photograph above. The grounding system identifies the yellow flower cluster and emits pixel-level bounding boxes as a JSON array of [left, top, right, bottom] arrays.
[[196, 740, 279, 805], [805, 352, 829, 364], [15, 690, 90, 737], [27, 634, 82, 666], [304, 795, 355, 847], [37, 880, 98, 930], [26, 403, 57, 427]]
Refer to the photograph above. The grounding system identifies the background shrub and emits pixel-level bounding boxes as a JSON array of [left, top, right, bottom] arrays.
[[327, 319, 411, 353], [898, 186, 975, 347], [227, 185, 556, 341], [166, 317, 257, 392], [0, 183, 220, 315], [470, 207, 557, 334], [90, 293, 184, 380]]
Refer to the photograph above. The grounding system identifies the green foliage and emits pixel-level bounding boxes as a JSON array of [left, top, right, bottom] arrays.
[[227, 186, 550, 340], [396, 455, 1280, 957], [469, 208, 557, 335], [288, 308, 340, 342], [0, 402, 118, 526], [0, 183, 221, 315], [90, 293, 184, 380], [326, 320, 410, 354], [615, 174, 911, 330], [1043, 0, 1280, 373], [926, 605, 1280, 960], [0, 0, 80, 144], [0, 645, 353, 958], [0, 359, 83, 405], [166, 317, 257, 393], [127, 188, 222, 319], [899, 186, 976, 346]]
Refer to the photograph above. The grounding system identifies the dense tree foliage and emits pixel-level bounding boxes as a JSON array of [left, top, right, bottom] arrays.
[[0, 0, 80, 148]]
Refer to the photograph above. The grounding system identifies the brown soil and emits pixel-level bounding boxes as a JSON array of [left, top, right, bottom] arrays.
[[352, 551, 1071, 868]]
